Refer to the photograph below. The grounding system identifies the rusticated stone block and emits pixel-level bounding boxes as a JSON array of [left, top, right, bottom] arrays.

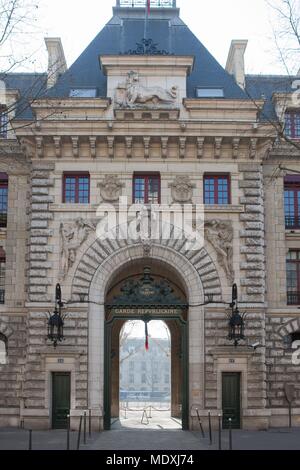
[[239, 180, 261, 189], [31, 196, 54, 203], [245, 205, 264, 213], [29, 270, 47, 278], [240, 197, 263, 205], [29, 285, 47, 293], [245, 222, 264, 230], [243, 172, 262, 180], [240, 213, 264, 222], [241, 246, 264, 254], [30, 237, 48, 245], [31, 179, 54, 187], [31, 229, 53, 237], [31, 204, 49, 212], [30, 245, 53, 253], [245, 238, 263, 246], [246, 254, 264, 262], [31, 213, 53, 220], [31, 187, 49, 196], [241, 279, 264, 287], [240, 230, 263, 238], [244, 188, 263, 197], [30, 220, 49, 229], [30, 261, 52, 269]]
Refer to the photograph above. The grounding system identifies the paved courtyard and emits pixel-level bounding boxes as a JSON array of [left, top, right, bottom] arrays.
[[0, 426, 300, 450]]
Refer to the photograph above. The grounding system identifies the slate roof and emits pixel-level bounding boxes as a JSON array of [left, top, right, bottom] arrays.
[[45, 9, 247, 100], [1, 7, 298, 121], [245, 75, 297, 121], [2, 73, 47, 120]]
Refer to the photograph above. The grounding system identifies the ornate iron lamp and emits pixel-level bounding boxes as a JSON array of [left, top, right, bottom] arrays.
[[227, 284, 246, 347], [47, 284, 66, 347]]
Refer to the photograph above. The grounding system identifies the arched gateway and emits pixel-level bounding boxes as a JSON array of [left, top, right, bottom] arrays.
[[71, 235, 223, 430], [106, 265, 188, 429]]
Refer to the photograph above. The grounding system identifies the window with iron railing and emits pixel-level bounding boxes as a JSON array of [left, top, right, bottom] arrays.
[[0, 174, 8, 229], [285, 110, 300, 139], [118, 0, 175, 7], [284, 176, 300, 229], [287, 250, 300, 305], [0, 253, 5, 305]]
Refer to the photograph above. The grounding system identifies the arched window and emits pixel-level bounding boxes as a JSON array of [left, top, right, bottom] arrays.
[[0, 332, 7, 364]]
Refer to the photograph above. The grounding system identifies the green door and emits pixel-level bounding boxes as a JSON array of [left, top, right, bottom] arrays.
[[52, 372, 71, 429], [222, 372, 241, 429]]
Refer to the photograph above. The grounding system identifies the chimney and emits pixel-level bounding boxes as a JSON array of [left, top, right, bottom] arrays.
[[45, 37, 67, 89], [226, 40, 248, 89]]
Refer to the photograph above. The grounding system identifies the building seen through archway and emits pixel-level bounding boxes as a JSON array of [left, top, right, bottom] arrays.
[[116, 320, 181, 429]]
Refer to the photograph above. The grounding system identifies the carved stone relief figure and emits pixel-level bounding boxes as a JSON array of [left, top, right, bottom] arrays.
[[204, 219, 234, 284], [169, 176, 195, 203], [60, 218, 95, 279], [99, 175, 124, 202], [115, 71, 178, 109]]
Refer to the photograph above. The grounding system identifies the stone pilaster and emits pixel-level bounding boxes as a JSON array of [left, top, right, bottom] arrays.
[[28, 163, 55, 302], [239, 163, 265, 304]]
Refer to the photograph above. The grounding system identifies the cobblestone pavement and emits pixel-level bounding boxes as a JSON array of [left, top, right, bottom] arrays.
[[0, 426, 300, 450]]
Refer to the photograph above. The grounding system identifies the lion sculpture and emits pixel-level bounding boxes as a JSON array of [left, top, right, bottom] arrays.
[[117, 71, 178, 107]]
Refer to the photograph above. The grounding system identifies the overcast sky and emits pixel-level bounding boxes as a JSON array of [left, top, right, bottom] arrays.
[[24, 0, 294, 75]]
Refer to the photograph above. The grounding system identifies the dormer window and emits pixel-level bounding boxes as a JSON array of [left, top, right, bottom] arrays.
[[196, 88, 224, 98], [285, 110, 300, 139], [69, 88, 97, 98]]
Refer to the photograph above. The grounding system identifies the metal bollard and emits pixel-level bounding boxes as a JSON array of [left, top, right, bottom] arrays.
[[89, 410, 92, 438], [196, 408, 205, 438], [28, 429, 32, 451], [124, 405, 127, 420], [149, 406, 152, 419], [228, 418, 233, 451], [76, 415, 83, 451], [218, 414, 222, 450], [84, 411, 87, 444], [67, 415, 70, 450], [208, 411, 212, 446]]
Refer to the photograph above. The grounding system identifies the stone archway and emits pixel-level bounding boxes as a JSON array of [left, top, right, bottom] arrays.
[[277, 318, 300, 339], [70, 237, 223, 429], [105, 264, 188, 428]]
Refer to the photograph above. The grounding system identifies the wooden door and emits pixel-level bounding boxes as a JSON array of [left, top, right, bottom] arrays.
[[222, 372, 241, 429], [52, 372, 70, 429]]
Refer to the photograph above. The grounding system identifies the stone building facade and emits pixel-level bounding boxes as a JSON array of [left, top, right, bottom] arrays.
[[0, 0, 300, 431]]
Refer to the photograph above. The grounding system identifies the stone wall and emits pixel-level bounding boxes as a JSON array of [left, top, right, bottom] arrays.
[[266, 316, 300, 408], [0, 315, 27, 426], [204, 310, 266, 410], [22, 307, 88, 428]]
